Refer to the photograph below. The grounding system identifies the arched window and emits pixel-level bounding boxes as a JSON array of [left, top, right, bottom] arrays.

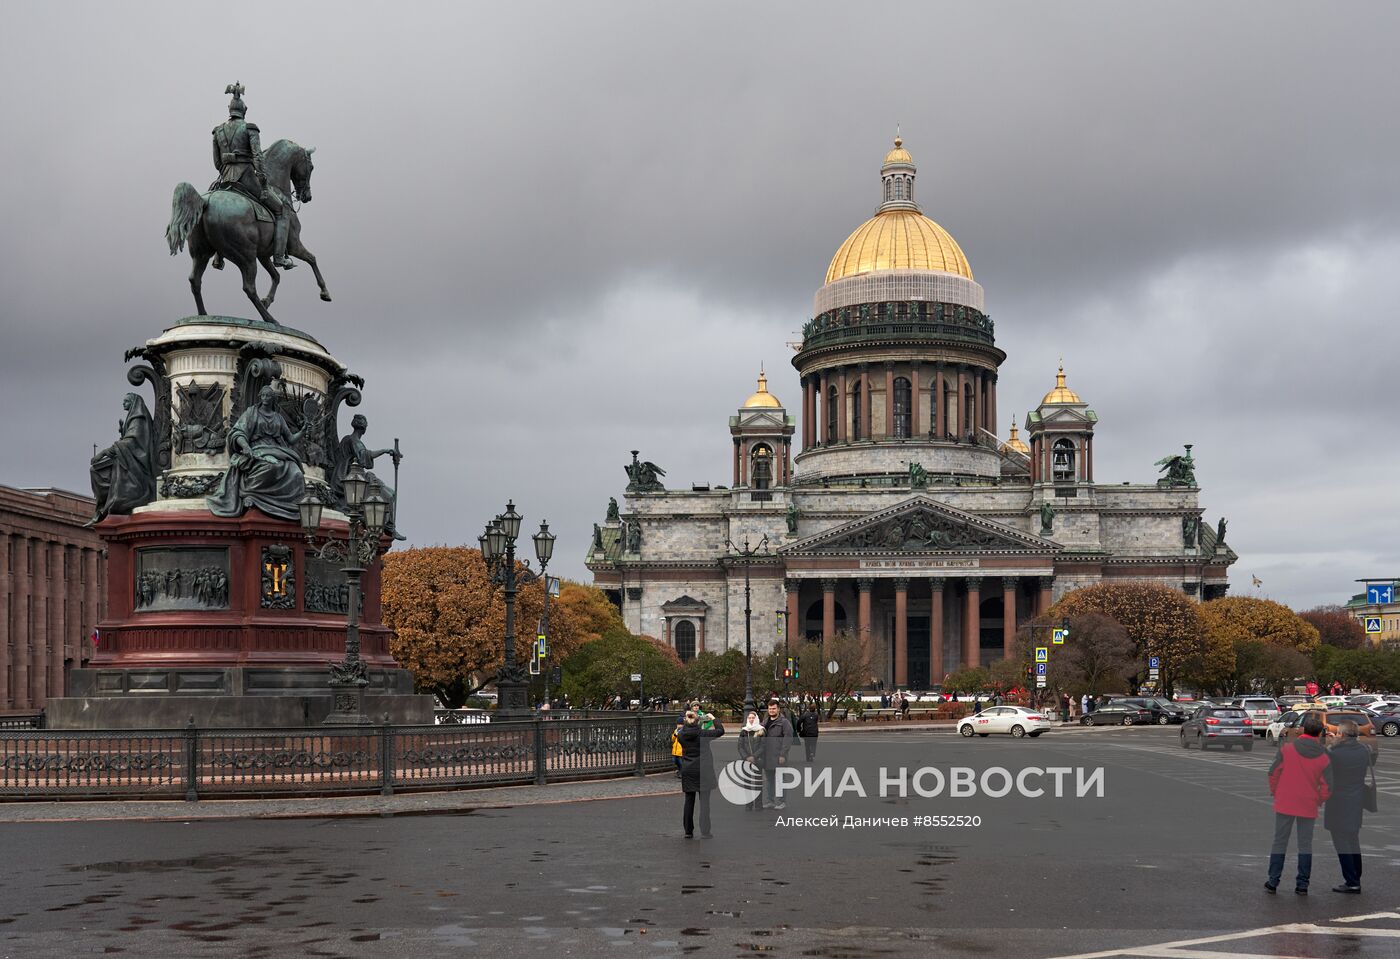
[[674, 620, 696, 663], [850, 381, 863, 441], [893, 377, 912, 438], [751, 444, 773, 489], [803, 599, 847, 642], [1052, 438, 1076, 482], [826, 386, 838, 442]]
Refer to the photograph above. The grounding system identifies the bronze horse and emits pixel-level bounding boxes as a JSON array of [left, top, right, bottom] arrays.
[[166, 140, 331, 324]]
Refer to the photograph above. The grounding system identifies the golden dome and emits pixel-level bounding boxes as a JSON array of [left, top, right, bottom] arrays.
[[1042, 364, 1082, 405], [999, 417, 1030, 455], [825, 210, 973, 283], [883, 136, 913, 166], [742, 369, 782, 409]]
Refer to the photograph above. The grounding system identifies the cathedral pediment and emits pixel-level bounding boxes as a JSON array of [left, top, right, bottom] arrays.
[[737, 410, 787, 429], [783, 496, 1058, 555]]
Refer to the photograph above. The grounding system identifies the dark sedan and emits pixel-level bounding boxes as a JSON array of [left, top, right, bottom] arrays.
[[1080, 703, 1155, 726], [1114, 696, 1187, 725]]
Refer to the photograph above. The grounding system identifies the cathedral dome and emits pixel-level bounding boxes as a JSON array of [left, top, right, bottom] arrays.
[[825, 210, 973, 283], [742, 369, 782, 409], [999, 417, 1030, 455]]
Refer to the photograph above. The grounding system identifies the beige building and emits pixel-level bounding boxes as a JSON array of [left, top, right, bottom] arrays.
[[1, 485, 106, 711], [589, 139, 1235, 688]]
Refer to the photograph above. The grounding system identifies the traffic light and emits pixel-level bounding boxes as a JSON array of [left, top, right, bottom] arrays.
[[1061, 617, 1071, 639]]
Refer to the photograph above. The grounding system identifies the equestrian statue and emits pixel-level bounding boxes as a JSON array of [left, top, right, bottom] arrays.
[[166, 83, 332, 324]]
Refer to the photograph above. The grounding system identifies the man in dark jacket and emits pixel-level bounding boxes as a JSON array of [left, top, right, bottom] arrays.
[[1266, 712, 1334, 894], [676, 709, 725, 838], [798, 702, 820, 763], [1324, 720, 1375, 893], [761, 699, 794, 810]]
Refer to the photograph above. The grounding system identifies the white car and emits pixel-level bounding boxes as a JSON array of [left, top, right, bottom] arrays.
[[1316, 695, 1349, 708], [957, 706, 1053, 738], [1266, 710, 1303, 744]]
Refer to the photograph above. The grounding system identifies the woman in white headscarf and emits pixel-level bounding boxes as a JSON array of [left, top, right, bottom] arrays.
[[736, 710, 765, 811]]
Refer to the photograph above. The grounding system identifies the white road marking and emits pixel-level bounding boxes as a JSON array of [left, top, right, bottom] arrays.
[[1043, 911, 1400, 959]]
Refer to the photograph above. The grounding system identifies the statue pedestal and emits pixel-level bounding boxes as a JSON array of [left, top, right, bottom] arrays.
[[55, 315, 431, 728]]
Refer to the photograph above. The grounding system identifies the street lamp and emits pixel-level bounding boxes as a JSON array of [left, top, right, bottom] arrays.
[[479, 501, 554, 720], [298, 465, 388, 725], [724, 533, 769, 719], [533, 520, 557, 708]]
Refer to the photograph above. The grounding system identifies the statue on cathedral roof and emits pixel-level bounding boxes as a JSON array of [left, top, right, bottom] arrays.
[[624, 450, 666, 492], [1155, 444, 1197, 488]]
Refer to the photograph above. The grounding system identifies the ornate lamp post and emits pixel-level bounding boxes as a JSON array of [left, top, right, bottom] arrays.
[[478, 502, 555, 721], [533, 520, 557, 707], [298, 465, 389, 725], [724, 533, 769, 719]]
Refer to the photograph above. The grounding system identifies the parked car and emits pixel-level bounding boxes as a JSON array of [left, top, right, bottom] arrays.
[[1279, 708, 1376, 742], [957, 705, 1053, 738], [1347, 694, 1389, 709], [1231, 696, 1281, 736], [1374, 709, 1400, 738], [1106, 696, 1187, 725], [1080, 703, 1155, 726], [1277, 694, 1312, 707], [1180, 704, 1254, 750], [1315, 695, 1349, 708]]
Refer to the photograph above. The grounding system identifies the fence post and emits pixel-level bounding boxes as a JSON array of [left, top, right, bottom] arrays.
[[533, 717, 547, 786], [634, 713, 645, 777], [380, 713, 394, 797], [183, 716, 199, 802]]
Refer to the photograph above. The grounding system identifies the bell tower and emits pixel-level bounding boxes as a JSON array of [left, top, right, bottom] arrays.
[[1026, 363, 1097, 488], [731, 368, 795, 489]]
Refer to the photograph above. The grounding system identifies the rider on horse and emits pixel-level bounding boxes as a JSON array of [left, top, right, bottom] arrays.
[[210, 83, 294, 270]]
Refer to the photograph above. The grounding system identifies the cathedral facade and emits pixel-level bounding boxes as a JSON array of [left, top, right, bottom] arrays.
[[588, 139, 1234, 688]]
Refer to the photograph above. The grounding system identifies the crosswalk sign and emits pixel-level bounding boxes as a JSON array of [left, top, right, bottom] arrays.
[[1035, 647, 1048, 663], [1365, 617, 1382, 634], [1052, 628, 1066, 645]]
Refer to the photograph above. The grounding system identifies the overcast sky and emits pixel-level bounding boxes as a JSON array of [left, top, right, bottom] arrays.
[[2, 1, 1396, 609]]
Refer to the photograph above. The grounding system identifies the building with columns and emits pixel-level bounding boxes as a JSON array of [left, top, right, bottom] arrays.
[[588, 138, 1235, 688], [1, 485, 106, 711]]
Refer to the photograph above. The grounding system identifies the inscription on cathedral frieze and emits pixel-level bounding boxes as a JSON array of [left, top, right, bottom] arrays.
[[859, 558, 980, 570]]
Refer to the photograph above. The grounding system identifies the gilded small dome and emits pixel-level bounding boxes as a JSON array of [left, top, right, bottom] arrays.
[[883, 136, 913, 166], [1042, 364, 1082, 405], [742, 369, 782, 409], [999, 417, 1030, 455]]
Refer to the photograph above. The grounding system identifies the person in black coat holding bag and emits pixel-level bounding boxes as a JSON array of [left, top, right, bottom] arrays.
[[676, 708, 725, 838], [1324, 720, 1376, 893]]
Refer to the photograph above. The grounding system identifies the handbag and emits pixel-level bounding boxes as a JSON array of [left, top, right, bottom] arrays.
[[1363, 762, 1378, 813]]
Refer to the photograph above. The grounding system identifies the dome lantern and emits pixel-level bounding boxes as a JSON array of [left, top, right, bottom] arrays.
[[742, 366, 782, 409], [878, 135, 919, 214], [1041, 362, 1083, 405]]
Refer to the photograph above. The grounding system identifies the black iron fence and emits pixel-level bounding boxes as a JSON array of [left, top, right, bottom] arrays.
[[0, 715, 678, 802]]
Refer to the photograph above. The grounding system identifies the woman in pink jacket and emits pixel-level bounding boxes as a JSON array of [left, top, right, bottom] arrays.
[[1265, 712, 1334, 894]]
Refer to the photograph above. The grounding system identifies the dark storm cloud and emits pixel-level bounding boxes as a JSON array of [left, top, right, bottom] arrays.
[[2, 1, 1397, 608]]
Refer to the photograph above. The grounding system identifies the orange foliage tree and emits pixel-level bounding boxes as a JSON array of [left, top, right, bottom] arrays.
[[381, 546, 610, 707], [1049, 581, 1229, 694], [1199, 596, 1320, 696]]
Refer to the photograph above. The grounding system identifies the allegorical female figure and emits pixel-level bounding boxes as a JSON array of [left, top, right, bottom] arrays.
[[335, 414, 401, 533], [207, 384, 305, 521], [88, 392, 157, 524]]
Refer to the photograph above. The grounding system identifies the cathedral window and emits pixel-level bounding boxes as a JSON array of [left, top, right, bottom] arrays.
[[674, 620, 697, 663], [893, 377, 911, 438], [1052, 438, 1076, 482], [850, 382, 863, 441]]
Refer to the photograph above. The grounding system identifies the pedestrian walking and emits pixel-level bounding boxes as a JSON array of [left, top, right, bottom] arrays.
[[1324, 720, 1376, 893], [1266, 712, 1333, 894], [737, 710, 765, 811], [798, 701, 820, 762], [676, 708, 725, 838], [760, 699, 793, 810], [1060, 693, 1071, 723]]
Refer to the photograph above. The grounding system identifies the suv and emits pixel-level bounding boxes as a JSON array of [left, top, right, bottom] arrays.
[[1279, 708, 1377, 743], [1232, 697, 1280, 736], [1181, 704, 1254, 751]]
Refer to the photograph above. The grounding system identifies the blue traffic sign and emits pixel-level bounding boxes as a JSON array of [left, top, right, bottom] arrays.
[[1035, 647, 1048, 663], [1035, 663, 1047, 676], [1148, 656, 1160, 669], [1365, 617, 1382, 634], [1368, 584, 1393, 605]]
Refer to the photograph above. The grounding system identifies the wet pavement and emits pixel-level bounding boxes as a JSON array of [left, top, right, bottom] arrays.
[[2, 726, 1397, 958]]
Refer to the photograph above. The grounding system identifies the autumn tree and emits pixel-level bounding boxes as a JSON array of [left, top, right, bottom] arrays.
[[1300, 606, 1366, 650], [381, 546, 592, 707], [1198, 597, 1320, 695], [999, 614, 1137, 703], [558, 630, 684, 706], [1050, 582, 1226, 694], [683, 649, 749, 711], [942, 667, 990, 696], [789, 632, 871, 716]]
